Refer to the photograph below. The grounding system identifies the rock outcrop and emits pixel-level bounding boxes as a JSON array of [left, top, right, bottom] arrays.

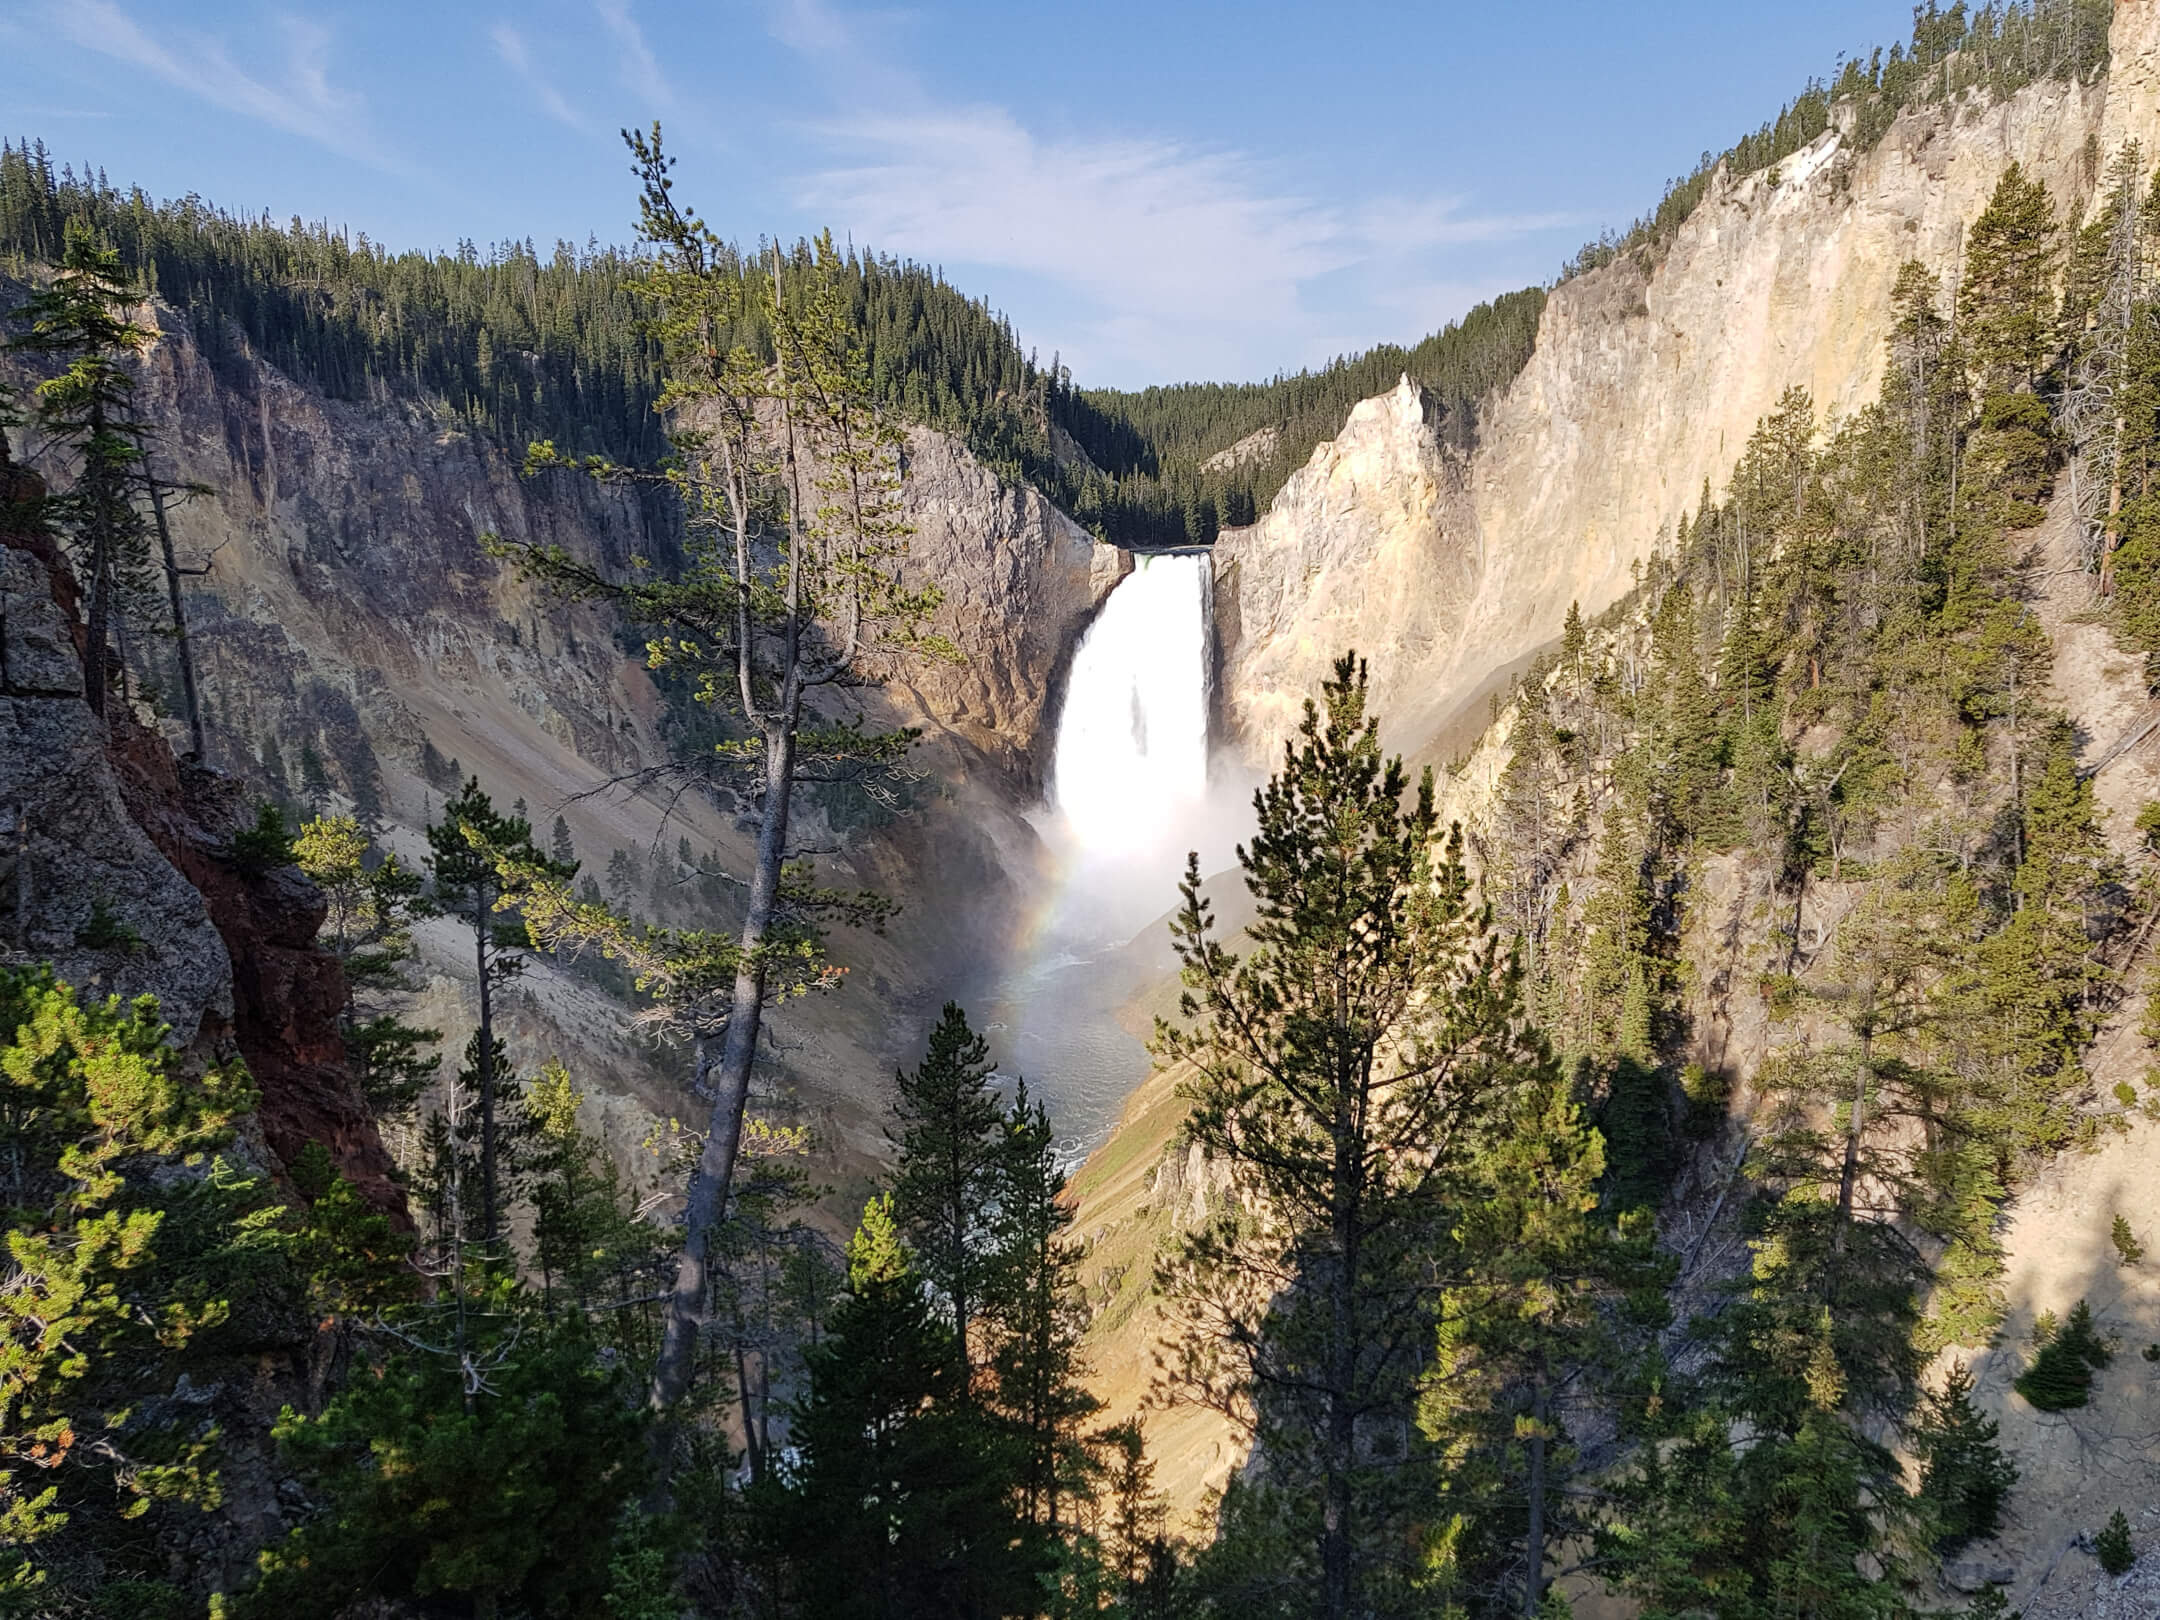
[[0, 438, 400, 1213], [1212, 377, 1473, 754], [1214, 11, 2147, 763], [886, 423, 1129, 782]]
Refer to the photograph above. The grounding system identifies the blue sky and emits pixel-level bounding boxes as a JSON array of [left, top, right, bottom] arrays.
[[7, 0, 1915, 387]]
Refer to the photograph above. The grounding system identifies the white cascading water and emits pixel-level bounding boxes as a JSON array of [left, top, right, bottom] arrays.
[[1051, 551, 1215, 860], [986, 551, 1226, 1172]]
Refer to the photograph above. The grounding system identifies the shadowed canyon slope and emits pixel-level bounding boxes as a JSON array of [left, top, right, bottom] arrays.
[[3, 297, 1125, 1171]]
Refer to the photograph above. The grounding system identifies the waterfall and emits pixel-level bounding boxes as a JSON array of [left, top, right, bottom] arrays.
[[1051, 551, 1214, 856], [987, 549, 1227, 1170]]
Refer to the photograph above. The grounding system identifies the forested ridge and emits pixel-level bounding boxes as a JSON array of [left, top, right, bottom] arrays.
[[1565, 0, 2113, 277], [1429, 145, 2160, 1615], [0, 140, 1544, 551], [0, 4, 2128, 560]]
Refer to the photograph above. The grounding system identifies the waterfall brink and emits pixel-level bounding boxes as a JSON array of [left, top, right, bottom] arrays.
[[1052, 551, 1214, 857]]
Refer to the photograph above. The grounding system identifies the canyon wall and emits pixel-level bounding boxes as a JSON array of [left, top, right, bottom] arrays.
[[1215, 1, 2160, 764], [0, 441, 400, 1213], [1098, 6, 2160, 1572], [4, 303, 1124, 1166]]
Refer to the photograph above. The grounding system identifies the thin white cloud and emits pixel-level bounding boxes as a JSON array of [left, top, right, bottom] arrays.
[[768, 0, 1580, 383], [768, 0, 857, 57], [490, 21, 592, 133], [47, 1, 391, 169], [795, 106, 1577, 382], [595, 0, 673, 112]]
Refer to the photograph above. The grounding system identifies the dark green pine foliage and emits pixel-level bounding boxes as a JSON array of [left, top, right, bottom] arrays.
[[1602, 1309, 1928, 1619], [1509, 179, 2125, 1350], [2085, 163, 2160, 678], [518, 1067, 669, 1330], [707, 1128, 826, 1488], [248, 1324, 651, 1619], [426, 777, 564, 1247], [888, 1002, 1007, 1387], [1912, 1360, 2018, 1553], [0, 141, 668, 467], [252, 1044, 676, 1620], [2097, 1508, 2136, 1576], [768, 1196, 1047, 1620], [2013, 1298, 2112, 1411], [987, 1079, 1102, 1536]]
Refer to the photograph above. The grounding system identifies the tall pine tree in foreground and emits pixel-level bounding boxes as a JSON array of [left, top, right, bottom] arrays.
[[988, 1078, 1102, 1539], [504, 127, 953, 1434], [889, 1001, 1006, 1388], [769, 1195, 1046, 1619], [1158, 652, 1544, 1620]]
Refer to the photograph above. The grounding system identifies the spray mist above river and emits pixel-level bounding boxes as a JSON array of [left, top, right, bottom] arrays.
[[985, 551, 1255, 1170]]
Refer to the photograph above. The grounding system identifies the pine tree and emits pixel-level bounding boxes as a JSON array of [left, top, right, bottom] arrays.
[[1962, 162, 2061, 392], [1560, 600, 1588, 694], [254, 1317, 651, 1619], [2013, 1298, 2111, 1411], [771, 1196, 1046, 1618], [889, 1003, 1006, 1388], [295, 814, 441, 1113], [2113, 1213, 2144, 1266], [520, 1062, 668, 1327], [1490, 663, 1574, 966], [1157, 653, 1540, 1620], [427, 779, 563, 1246], [1764, 1382, 1917, 1620], [1421, 1064, 1666, 1615], [1603, 1311, 1926, 1619], [4, 225, 154, 719], [986, 1080, 1101, 1534], [1100, 1419, 1169, 1610], [298, 741, 332, 810], [504, 133, 951, 1428], [2097, 1507, 2135, 1576], [707, 1125, 821, 1486], [1913, 1360, 2017, 1553]]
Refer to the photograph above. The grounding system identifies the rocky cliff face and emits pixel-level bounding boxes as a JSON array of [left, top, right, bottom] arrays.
[[1215, 2, 2160, 765], [1212, 378, 1474, 755], [886, 424, 1129, 780], [1096, 0, 2160, 1559], [5, 297, 1126, 1177], [0, 439, 400, 1213]]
